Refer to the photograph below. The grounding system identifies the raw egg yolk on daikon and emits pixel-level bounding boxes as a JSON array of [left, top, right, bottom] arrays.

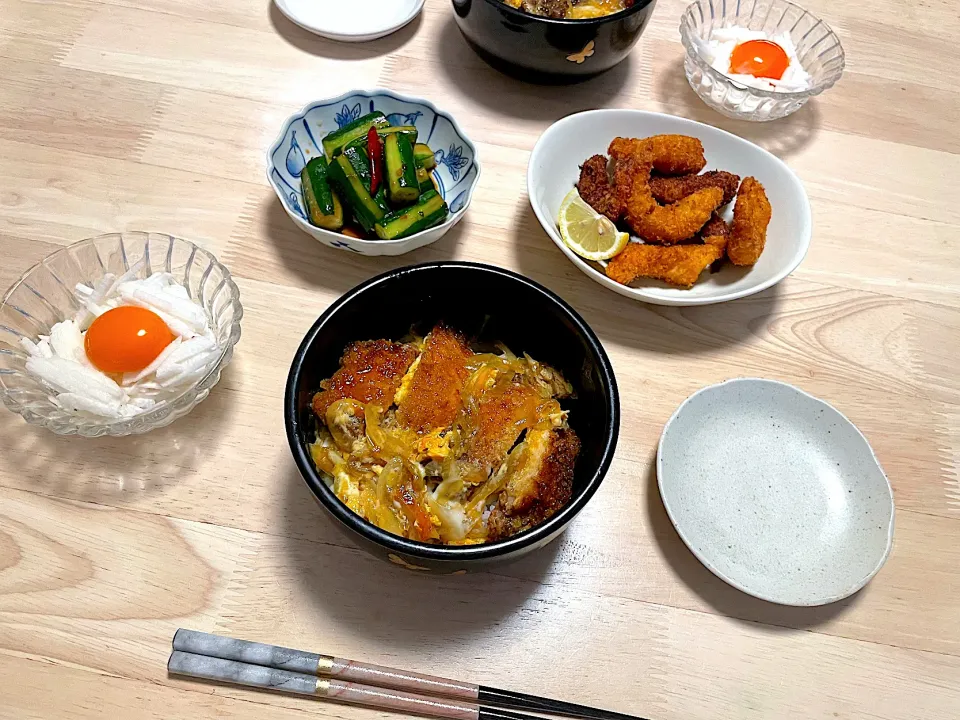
[[84, 306, 176, 373], [729, 39, 790, 80]]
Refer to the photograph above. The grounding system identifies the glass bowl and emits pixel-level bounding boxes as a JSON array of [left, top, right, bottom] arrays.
[[680, 0, 844, 121], [0, 232, 243, 437]]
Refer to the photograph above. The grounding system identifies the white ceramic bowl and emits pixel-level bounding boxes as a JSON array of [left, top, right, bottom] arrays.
[[273, 0, 424, 42], [658, 378, 895, 606], [527, 109, 811, 306], [0, 233, 243, 437], [267, 90, 480, 257]]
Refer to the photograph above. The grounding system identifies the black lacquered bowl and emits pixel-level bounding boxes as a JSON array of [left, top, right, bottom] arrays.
[[452, 0, 658, 82], [285, 262, 620, 572]]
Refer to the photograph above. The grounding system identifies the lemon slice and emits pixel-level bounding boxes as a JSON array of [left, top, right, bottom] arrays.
[[557, 188, 629, 261]]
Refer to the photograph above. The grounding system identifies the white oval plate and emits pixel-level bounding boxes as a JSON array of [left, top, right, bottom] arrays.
[[274, 0, 423, 42], [657, 378, 895, 606], [528, 110, 812, 306]]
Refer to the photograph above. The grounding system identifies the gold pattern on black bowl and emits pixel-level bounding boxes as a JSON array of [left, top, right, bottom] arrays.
[[452, 0, 658, 82]]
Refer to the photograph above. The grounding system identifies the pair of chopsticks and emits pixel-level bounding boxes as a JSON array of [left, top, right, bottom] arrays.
[[168, 629, 648, 720]]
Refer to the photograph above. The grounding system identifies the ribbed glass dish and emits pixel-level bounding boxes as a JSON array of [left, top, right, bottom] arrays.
[[680, 0, 844, 121], [0, 232, 242, 436]]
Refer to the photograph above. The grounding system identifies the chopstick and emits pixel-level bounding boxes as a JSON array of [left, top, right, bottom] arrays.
[[173, 629, 649, 720], [169, 651, 551, 720]]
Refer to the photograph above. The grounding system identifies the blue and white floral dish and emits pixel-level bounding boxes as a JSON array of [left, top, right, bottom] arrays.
[[267, 90, 481, 256]]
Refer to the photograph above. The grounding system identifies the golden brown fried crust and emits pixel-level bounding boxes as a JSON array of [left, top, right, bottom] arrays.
[[458, 383, 541, 476], [698, 211, 731, 252], [621, 160, 723, 244], [727, 176, 772, 266], [488, 428, 579, 541], [577, 155, 622, 222], [312, 340, 416, 419], [605, 243, 722, 288], [609, 135, 707, 176], [613, 154, 642, 209], [396, 324, 473, 433], [649, 170, 741, 206]]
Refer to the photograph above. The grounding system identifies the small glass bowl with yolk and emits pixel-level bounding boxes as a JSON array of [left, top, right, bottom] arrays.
[[679, 0, 844, 121], [0, 232, 243, 437]]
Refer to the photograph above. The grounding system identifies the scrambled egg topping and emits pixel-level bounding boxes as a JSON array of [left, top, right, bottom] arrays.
[[309, 333, 577, 545]]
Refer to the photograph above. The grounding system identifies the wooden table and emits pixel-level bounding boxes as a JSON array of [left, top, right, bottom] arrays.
[[2, 0, 959, 717]]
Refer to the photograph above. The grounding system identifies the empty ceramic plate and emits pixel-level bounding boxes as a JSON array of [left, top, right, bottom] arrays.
[[657, 378, 895, 606], [274, 0, 424, 42]]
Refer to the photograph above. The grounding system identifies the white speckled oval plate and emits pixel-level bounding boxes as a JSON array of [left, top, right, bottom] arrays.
[[657, 378, 895, 606]]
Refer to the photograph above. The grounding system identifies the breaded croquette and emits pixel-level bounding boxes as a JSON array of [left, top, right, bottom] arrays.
[[577, 154, 621, 222], [608, 135, 707, 176], [649, 170, 741, 206], [605, 243, 722, 288], [396, 325, 473, 433], [621, 159, 723, 244], [727, 177, 772, 266], [312, 340, 416, 419]]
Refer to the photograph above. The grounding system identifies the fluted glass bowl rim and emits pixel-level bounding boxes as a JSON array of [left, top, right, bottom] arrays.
[[680, 0, 845, 100], [0, 232, 243, 436]]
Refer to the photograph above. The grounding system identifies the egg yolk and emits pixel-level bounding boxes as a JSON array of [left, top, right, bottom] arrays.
[[729, 39, 790, 80], [84, 306, 176, 373]]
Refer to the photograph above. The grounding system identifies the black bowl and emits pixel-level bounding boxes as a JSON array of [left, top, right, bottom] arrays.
[[452, 0, 658, 82], [285, 262, 620, 572]]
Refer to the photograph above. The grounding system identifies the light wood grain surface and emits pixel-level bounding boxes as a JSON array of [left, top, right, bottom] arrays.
[[1, 0, 959, 717]]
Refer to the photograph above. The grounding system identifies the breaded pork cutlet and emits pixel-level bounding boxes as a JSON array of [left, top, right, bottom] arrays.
[[457, 382, 541, 478], [577, 155, 622, 222], [396, 324, 473, 433], [312, 340, 416, 419], [649, 170, 740, 207], [488, 428, 580, 540]]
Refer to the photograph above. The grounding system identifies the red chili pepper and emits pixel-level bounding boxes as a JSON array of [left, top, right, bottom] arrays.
[[367, 126, 383, 195]]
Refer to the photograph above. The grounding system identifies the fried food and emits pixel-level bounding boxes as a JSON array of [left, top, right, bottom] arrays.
[[396, 325, 473, 433], [613, 154, 641, 209], [565, 134, 773, 289], [621, 159, 723, 244], [727, 176, 772, 266], [698, 211, 731, 251], [488, 428, 579, 541], [605, 242, 722, 288], [649, 170, 740, 206], [577, 154, 621, 222], [609, 135, 707, 176], [458, 382, 542, 478], [310, 324, 579, 545], [312, 340, 416, 419]]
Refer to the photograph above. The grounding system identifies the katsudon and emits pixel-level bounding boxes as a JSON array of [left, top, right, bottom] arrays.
[[309, 324, 580, 544]]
